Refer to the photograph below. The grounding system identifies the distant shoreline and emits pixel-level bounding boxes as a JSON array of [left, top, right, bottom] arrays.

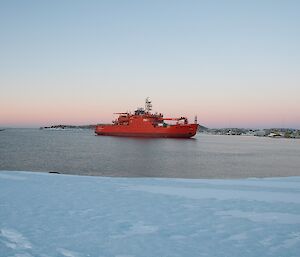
[[40, 124, 96, 130], [38, 124, 300, 139]]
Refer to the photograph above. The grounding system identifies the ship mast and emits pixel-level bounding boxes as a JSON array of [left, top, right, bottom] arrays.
[[145, 97, 152, 113]]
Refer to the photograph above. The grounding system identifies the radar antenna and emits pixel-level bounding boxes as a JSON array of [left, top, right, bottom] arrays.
[[145, 97, 152, 113]]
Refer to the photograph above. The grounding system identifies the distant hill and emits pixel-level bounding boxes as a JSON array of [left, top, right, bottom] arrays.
[[198, 125, 209, 131], [40, 125, 97, 130]]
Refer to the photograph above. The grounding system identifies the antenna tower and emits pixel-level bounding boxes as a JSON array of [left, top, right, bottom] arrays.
[[145, 97, 152, 113]]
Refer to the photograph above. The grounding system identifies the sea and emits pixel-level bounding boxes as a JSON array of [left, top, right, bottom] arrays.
[[1, 128, 300, 178]]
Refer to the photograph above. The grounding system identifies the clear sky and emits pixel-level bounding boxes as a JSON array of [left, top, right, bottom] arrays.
[[1, 0, 299, 128]]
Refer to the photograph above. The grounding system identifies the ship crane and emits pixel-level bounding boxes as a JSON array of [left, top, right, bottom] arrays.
[[162, 117, 186, 121]]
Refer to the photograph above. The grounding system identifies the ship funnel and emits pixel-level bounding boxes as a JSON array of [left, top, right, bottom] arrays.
[[194, 115, 198, 124]]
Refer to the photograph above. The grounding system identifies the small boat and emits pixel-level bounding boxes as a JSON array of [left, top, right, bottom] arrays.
[[95, 98, 198, 138]]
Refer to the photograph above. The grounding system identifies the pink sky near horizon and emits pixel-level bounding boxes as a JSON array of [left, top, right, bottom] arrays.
[[1, 94, 299, 128], [2, 75, 299, 128], [1, 70, 299, 128]]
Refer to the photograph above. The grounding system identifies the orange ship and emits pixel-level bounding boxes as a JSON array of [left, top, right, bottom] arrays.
[[95, 98, 199, 138]]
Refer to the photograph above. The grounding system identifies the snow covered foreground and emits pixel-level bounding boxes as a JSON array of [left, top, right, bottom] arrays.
[[1, 171, 300, 257]]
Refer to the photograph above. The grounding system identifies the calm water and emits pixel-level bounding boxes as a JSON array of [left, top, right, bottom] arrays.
[[1, 128, 300, 178]]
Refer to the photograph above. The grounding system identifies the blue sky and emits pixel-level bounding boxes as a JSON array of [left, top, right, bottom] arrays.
[[1, 1, 300, 128]]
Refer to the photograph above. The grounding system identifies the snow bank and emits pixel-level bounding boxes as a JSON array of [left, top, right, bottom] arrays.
[[0, 171, 300, 257]]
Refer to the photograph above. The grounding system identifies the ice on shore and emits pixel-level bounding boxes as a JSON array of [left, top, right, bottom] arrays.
[[0, 171, 300, 257]]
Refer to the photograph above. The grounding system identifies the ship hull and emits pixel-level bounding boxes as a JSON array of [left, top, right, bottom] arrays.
[[95, 124, 198, 138]]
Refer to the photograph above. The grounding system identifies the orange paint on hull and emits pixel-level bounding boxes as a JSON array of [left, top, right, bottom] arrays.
[[95, 123, 198, 138]]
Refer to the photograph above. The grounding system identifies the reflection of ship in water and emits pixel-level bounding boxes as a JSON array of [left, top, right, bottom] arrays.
[[95, 98, 198, 138]]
